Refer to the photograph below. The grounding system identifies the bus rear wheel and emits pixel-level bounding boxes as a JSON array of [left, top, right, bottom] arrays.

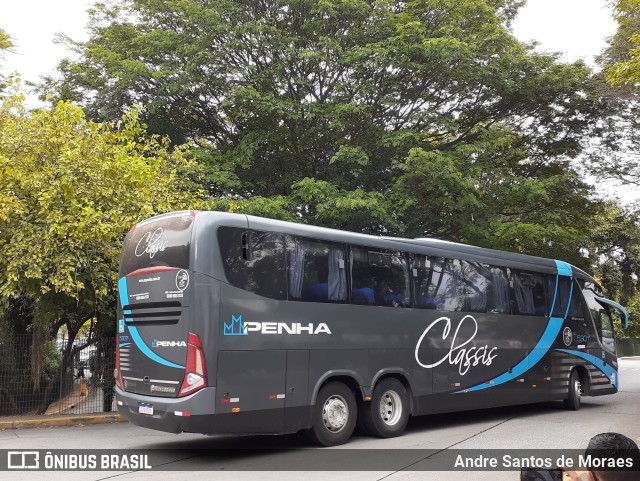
[[564, 369, 581, 411], [307, 381, 357, 446], [361, 378, 410, 438]]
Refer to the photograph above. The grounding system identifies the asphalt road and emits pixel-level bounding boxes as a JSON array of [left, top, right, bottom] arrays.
[[2, 357, 640, 481]]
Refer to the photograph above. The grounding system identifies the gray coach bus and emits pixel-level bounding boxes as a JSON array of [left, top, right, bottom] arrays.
[[114, 210, 628, 446]]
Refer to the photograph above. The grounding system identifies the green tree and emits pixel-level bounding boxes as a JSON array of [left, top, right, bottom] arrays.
[[45, 0, 605, 255], [0, 28, 13, 91], [589, 202, 640, 337], [0, 90, 200, 411], [606, 0, 640, 89]]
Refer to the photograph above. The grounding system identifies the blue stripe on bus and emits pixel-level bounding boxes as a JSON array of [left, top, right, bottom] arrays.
[[455, 316, 565, 393], [119, 343, 132, 348], [117, 277, 185, 370], [555, 349, 618, 389], [554, 260, 573, 277], [455, 261, 573, 394]]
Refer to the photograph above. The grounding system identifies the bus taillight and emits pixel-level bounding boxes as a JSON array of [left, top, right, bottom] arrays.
[[179, 333, 207, 397]]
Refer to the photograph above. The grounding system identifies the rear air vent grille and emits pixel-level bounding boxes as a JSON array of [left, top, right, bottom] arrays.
[[123, 301, 182, 325]]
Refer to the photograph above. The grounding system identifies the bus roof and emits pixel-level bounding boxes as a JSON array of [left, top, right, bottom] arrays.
[[149, 210, 595, 279]]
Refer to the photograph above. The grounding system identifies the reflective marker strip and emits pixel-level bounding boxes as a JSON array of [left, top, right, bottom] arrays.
[[174, 411, 191, 417]]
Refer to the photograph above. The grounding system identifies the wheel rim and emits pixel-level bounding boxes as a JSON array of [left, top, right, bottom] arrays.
[[575, 378, 582, 399], [322, 394, 349, 433], [379, 390, 402, 426]]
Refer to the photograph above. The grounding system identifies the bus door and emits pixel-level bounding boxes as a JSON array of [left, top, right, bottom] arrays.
[[593, 296, 628, 385]]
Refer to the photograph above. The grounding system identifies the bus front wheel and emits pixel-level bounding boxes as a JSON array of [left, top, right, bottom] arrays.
[[361, 378, 410, 438], [564, 369, 581, 411], [307, 381, 357, 446]]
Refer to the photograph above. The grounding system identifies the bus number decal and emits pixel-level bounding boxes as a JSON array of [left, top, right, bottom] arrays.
[[414, 315, 498, 375]]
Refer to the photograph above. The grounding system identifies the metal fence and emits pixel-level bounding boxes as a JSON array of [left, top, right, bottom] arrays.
[[617, 338, 640, 357], [0, 335, 115, 417]]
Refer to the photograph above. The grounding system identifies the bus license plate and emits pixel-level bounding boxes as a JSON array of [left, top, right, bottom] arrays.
[[138, 403, 154, 415]]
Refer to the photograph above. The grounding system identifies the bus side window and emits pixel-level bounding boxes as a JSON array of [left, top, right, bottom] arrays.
[[552, 276, 572, 318], [509, 270, 548, 316], [486, 266, 510, 314], [350, 246, 410, 307], [286, 236, 347, 303], [460, 261, 489, 313], [599, 310, 616, 352], [567, 280, 587, 321], [412, 255, 445, 310], [218, 227, 287, 300], [442, 259, 464, 311]]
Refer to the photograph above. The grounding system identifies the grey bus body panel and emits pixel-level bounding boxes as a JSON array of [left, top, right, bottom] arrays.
[[115, 211, 620, 436]]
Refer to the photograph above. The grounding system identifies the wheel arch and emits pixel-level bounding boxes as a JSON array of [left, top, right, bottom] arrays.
[[310, 370, 366, 406]]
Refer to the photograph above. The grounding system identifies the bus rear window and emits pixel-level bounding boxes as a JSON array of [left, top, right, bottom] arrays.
[[218, 227, 287, 300], [119, 214, 193, 276]]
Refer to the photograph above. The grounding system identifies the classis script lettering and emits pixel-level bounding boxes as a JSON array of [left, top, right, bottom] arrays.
[[414, 315, 498, 375], [135, 228, 168, 258]]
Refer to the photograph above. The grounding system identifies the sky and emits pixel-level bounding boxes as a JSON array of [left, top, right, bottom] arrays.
[[0, 0, 619, 91]]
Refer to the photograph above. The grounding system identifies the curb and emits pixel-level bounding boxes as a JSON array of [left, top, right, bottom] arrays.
[[0, 413, 127, 431]]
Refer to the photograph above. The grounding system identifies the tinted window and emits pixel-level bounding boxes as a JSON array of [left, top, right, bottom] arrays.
[[568, 280, 587, 320], [412, 256, 446, 310], [509, 270, 548, 316], [439, 259, 464, 311], [461, 261, 489, 313], [218, 227, 286, 300], [412, 257, 465, 311], [286, 236, 347, 303], [120, 213, 193, 276], [350, 247, 410, 307], [600, 310, 616, 352], [486, 266, 510, 314], [552, 276, 572, 317]]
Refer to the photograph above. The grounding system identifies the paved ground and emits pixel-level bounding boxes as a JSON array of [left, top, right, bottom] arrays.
[[1, 357, 639, 481]]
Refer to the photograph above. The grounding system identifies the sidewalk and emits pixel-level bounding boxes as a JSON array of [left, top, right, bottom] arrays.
[[0, 412, 127, 430]]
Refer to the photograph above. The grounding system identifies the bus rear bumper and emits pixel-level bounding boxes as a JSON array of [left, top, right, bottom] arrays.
[[115, 387, 311, 435], [115, 386, 218, 434]]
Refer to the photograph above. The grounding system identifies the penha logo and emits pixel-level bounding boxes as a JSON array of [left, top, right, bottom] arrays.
[[415, 315, 498, 375], [224, 315, 247, 336], [151, 339, 186, 348], [224, 315, 331, 336]]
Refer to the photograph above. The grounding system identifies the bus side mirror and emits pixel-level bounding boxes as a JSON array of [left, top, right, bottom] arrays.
[[595, 297, 629, 330]]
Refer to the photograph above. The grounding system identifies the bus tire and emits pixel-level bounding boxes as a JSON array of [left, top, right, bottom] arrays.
[[307, 381, 357, 447], [362, 378, 410, 438], [564, 369, 581, 411]]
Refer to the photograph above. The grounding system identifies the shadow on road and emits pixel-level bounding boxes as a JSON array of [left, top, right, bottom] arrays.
[[138, 399, 603, 451]]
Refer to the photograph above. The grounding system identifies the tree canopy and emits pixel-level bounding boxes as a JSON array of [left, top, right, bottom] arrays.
[[606, 0, 640, 89], [0, 90, 199, 341], [44, 0, 608, 267]]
